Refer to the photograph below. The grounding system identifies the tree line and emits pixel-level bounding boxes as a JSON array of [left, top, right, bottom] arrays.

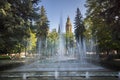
[[1, 0, 119, 57], [0, 0, 41, 54], [84, 0, 120, 55], [0, 0, 82, 55]]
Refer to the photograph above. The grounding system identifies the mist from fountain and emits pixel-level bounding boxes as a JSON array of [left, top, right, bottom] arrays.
[[2, 16, 109, 80], [76, 38, 87, 64], [35, 15, 100, 67]]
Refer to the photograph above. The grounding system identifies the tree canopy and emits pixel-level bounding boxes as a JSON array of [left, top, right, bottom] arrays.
[[74, 8, 85, 43], [36, 6, 49, 39], [0, 0, 40, 54], [85, 0, 120, 54]]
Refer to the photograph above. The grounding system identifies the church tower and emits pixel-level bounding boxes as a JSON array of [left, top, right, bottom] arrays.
[[66, 16, 72, 33]]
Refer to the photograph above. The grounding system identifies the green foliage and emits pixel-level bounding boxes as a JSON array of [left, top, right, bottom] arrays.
[[0, 55, 11, 60], [84, 18, 93, 40], [48, 29, 58, 44], [0, 0, 40, 54], [74, 8, 85, 42], [85, 0, 120, 53], [36, 6, 49, 39], [27, 29, 37, 53], [65, 32, 74, 48], [43, 29, 58, 56], [35, 6, 49, 56]]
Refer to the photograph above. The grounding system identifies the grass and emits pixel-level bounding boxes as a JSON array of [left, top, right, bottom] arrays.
[[0, 55, 11, 60]]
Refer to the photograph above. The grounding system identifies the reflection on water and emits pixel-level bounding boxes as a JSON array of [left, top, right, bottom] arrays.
[[0, 77, 118, 80]]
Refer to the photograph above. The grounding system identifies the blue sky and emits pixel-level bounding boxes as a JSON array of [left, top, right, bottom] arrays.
[[39, 0, 87, 32]]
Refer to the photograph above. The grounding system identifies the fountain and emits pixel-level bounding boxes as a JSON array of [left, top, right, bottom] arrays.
[[55, 70, 59, 79], [22, 73, 27, 80], [85, 72, 89, 79], [0, 17, 119, 80], [118, 72, 120, 79]]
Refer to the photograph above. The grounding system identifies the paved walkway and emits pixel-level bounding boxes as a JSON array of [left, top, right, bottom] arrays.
[[0, 59, 26, 71], [100, 59, 120, 71]]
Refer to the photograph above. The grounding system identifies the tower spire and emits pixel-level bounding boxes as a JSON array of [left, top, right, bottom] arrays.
[[58, 24, 60, 34], [66, 16, 72, 33]]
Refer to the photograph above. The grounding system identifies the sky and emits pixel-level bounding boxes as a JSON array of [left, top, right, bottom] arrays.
[[39, 0, 87, 32]]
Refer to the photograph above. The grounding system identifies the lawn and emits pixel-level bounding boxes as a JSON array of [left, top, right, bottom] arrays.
[[0, 55, 11, 60]]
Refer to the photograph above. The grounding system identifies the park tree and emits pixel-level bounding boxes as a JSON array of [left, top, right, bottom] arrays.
[[85, 0, 120, 54], [99, 0, 120, 53], [85, 0, 112, 54], [74, 8, 85, 44], [26, 28, 37, 54], [65, 32, 74, 49], [47, 29, 58, 56], [36, 6, 49, 56], [36, 6, 49, 38], [0, 0, 40, 54], [48, 29, 58, 46]]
